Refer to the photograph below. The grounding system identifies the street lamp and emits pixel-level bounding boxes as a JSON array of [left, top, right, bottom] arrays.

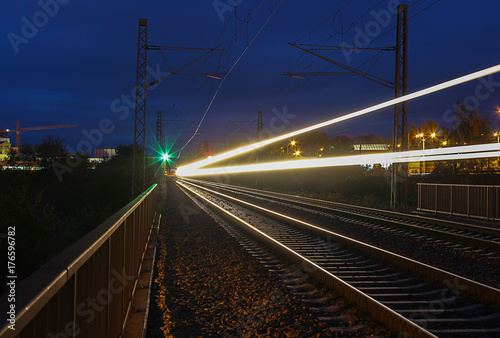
[[494, 132, 499, 143], [287, 140, 296, 154], [416, 133, 426, 173], [294, 150, 300, 157], [416, 133, 425, 150]]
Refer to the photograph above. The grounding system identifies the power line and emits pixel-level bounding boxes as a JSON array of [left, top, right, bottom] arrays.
[[155, 0, 264, 147], [177, 0, 286, 158], [288, 0, 389, 73], [288, 1, 431, 78], [269, 0, 440, 114]]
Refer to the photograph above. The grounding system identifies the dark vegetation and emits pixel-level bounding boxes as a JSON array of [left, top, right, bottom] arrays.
[[201, 162, 500, 213], [200, 166, 393, 209], [0, 142, 160, 293]]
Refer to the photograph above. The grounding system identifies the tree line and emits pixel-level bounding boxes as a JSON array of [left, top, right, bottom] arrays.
[[0, 143, 161, 294]]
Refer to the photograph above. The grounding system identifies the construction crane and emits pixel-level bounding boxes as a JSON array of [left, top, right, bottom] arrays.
[[0, 120, 78, 152]]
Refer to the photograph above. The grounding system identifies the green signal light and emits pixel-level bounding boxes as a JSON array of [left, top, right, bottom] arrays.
[[162, 153, 170, 161]]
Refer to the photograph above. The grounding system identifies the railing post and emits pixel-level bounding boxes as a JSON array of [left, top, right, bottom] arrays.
[[493, 187, 500, 221], [417, 183, 420, 210], [435, 184, 438, 212], [486, 187, 489, 220], [72, 274, 77, 338], [467, 185, 470, 218], [450, 185, 453, 216], [121, 217, 126, 335], [0, 185, 157, 338], [106, 237, 111, 337]]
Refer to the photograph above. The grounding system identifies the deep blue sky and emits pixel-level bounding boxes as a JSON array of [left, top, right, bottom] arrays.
[[1, 0, 500, 158]]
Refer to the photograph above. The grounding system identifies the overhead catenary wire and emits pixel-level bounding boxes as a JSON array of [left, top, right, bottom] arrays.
[[288, 0, 388, 74], [268, 0, 440, 113], [216, 1, 265, 71], [167, 0, 440, 159], [368, 0, 441, 46], [277, 1, 394, 105], [152, 0, 266, 148], [167, 1, 266, 145], [296, 0, 432, 77], [287, 0, 427, 82], [177, 0, 286, 158]]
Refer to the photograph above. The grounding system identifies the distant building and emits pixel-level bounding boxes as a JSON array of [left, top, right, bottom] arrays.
[[88, 148, 116, 168], [409, 161, 435, 175], [352, 144, 390, 152], [94, 148, 116, 158], [352, 144, 391, 169], [0, 137, 11, 162]]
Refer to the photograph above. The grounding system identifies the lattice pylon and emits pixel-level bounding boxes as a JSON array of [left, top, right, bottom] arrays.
[[391, 5, 408, 209], [132, 18, 148, 199], [257, 111, 263, 141]]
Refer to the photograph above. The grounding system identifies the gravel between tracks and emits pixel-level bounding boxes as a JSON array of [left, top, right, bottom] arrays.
[[146, 181, 349, 337], [208, 185, 500, 290]]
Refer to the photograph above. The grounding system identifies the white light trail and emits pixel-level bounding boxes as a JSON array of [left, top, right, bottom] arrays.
[[177, 143, 500, 177], [177, 63, 500, 173]]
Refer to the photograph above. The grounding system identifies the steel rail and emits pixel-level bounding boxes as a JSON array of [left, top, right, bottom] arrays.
[[179, 180, 500, 308], [181, 178, 500, 251], [176, 180, 436, 337]]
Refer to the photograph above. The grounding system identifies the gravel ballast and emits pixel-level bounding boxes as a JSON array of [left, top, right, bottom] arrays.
[[146, 181, 349, 337], [207, 184, 500, 290]]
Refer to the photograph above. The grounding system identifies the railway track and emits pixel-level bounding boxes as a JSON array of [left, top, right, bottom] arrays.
[[180, 178, 500, 258], [176, 179, 500, 337]]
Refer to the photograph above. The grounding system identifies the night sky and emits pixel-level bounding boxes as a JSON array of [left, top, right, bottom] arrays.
[[2, 0, 500, 161]]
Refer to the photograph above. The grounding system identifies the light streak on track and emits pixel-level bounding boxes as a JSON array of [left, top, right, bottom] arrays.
[[177, 63, 500, 175], [177, 143, 500, 177]]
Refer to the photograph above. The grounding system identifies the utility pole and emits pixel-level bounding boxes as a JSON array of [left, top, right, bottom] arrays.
[[156, 110, 165, 176], [156, 110, 163, 151], [131, 18, 225, 199], [390, 4, 408, 209], [132, 18, 148, 199], [284, 5, 409, 209], [256, 111, 263, 188], [257, 111, 263, 141]]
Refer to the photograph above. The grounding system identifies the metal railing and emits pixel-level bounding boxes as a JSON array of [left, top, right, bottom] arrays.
[[0, 184, 158, 338], [418, 183, 500, 221]]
